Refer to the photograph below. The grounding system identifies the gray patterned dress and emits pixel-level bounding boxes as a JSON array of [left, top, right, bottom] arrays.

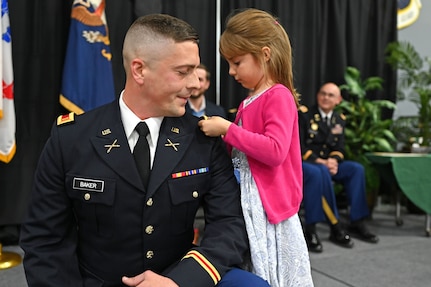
[[231, 94, 314, 287]]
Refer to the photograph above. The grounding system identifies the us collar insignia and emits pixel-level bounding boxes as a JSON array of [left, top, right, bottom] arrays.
[[105, 139, 120, 153], [165, 138, 180, 151], [171, 127, 180, 134], [102, 128, 111, 136]]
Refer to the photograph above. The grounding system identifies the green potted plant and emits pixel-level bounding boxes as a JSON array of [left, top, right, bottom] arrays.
[[335, 66, 397, 207], [385, 41, 431, 151]]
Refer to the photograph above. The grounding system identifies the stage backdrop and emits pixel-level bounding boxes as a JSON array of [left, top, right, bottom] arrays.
[[0, 0, 397, 241]]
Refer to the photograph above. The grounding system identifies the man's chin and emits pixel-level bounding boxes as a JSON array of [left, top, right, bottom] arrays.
[[189, 94, 202, 99], [174, 106, 186, 117]]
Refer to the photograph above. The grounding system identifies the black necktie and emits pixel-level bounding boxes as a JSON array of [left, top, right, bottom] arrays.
[[324, 116, 329, 126], [133, 122, 151, 189]]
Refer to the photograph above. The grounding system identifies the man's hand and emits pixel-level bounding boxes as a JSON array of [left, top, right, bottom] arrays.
[[198, 116, 231, 137], [315, 157, 338, 175], [325, 158, 338, 175], [122, 270, 179, 287]]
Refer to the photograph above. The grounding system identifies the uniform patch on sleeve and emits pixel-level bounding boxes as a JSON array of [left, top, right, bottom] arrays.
[[57, 112, 75, 126]]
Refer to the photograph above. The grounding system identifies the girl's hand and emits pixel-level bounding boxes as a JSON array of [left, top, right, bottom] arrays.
[[198, 116, 231, 137]]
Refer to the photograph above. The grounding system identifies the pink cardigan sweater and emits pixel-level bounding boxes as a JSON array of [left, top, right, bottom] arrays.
[[223, 84, 303, 224]]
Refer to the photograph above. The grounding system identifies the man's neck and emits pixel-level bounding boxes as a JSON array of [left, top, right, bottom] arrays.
[[189, 95, 205, 112], [318, 107, 333, 118]]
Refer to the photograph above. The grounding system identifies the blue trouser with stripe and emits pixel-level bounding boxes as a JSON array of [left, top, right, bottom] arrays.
[[302, 160, 369, 225]]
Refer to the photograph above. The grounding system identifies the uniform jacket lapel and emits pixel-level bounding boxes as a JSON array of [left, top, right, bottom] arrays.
[[147, 117, 194, 198], [90, 102, 144, 191], [311, 106, 329, 136]]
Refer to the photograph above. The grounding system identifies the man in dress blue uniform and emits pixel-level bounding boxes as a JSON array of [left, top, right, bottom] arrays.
[[299, 82, 379, 253], [20, 14, 269, 287], [186, 63, 227, 118]]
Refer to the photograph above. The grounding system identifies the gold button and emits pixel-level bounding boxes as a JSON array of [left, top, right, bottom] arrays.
[[320, 151, 324, 156], [84, 193, 91, 201], [146, 198, 153, 206], [146, 250, 154, 259], [192, 191, 199, 198], [145, 225, 154, 234]]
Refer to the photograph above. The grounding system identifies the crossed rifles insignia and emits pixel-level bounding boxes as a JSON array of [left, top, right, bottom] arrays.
[[102, 128, 180, 153], [165, 138, 180, 152], [104, 138, 179, 153], [105, 139, 120, 153]]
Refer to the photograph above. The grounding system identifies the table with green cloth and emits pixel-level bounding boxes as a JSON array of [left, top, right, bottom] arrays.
[[366, 152, 431, 236]]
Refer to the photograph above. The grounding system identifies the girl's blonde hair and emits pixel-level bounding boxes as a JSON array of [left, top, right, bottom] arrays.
[[220, 8, 299, 106]]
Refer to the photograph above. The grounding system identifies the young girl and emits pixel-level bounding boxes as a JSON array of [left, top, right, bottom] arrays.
[[198, 8, 314, 287]]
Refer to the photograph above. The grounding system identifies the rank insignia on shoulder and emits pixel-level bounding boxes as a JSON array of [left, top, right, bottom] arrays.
[[340, 113, 346, 120], [57, 112, 75, 126], [298, 105, 308, 113]]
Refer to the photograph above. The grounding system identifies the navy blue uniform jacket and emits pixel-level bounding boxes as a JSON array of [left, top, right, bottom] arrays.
[[299, 105, 346, 162], [20, 100, 247, 287], [186, 100, 227, 118]]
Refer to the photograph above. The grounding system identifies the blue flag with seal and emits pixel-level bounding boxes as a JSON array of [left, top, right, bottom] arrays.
[[60, 0, 115, 114]]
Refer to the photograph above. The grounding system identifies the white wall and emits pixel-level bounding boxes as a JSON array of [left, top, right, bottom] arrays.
[[394, 1, 431, 118]]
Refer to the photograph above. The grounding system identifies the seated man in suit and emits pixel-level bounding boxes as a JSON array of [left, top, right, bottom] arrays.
[[299, 82, 379, 252], [186, 63, 227, 118]]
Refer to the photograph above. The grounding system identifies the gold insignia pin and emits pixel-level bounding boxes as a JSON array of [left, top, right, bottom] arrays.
[[171, 127, 180, 134], [104, 139, 120, 153], [311, 123, 318, 130], [102, 128, 111, 136], [57, 112, 75, 126], [165, 138, 180, 151]]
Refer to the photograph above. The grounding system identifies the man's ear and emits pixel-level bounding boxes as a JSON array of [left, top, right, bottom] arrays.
[[335, 95, 343, 105], [131, 59, 145, 84]]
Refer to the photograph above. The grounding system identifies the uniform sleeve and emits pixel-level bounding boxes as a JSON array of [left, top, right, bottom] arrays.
[[20, 123, 83, 286], [298, 109, 318, 162], [327, 113, 346, 162]]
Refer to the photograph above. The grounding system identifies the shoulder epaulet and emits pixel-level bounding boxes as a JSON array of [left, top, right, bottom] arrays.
[[340, 113, 346, 120], [298, 105, 308, 113], [57, 112, 75, 126]]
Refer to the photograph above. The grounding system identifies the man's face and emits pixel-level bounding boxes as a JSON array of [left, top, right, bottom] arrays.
[[316, 83, 342, 113], [142, 41, 200, 117], [190, 68, 210, 99]]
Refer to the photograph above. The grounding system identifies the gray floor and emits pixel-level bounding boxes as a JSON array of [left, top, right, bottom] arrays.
[[309, 204, 431, 287], [1, 205, 430, 287]]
